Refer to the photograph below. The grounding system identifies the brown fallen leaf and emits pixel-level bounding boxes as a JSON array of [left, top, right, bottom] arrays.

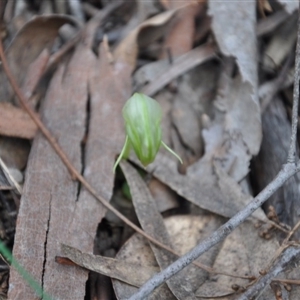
[[161, 1, 203, 58], [209, 1, 261, 156], [0, 102, 37, 139], [171, 95, 202, 157], [258, 0, 272, 18], [256, 10, 289, 37], [71, 32, 132, 265], [209, 1, 257, 93], [196, 221, 279, 299], [131, 152, 263, 220], [0, 15, 76, 190], [121, 161, 205, 299], [263, 14, 297, 71], [59, 244, 159, 287], [118, 0, 161, 42], [187, 74, 261, 207], [114, 9, 177, 68], [170, 63, 218, 164], [0, 14, 78, 104], [166, 7, 206, 166], [148, 178, 179, 212], [208, 3, 262, 190], [21, 48, 50, 103], [140, 43, 216, 97], [277, 0, 298, 14], [113, 215, 223, 299]]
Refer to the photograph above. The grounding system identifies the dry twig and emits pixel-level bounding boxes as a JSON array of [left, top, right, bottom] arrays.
[[237, 246, 300, 300]]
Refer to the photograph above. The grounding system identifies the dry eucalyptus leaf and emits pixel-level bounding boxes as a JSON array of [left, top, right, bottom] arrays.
[[133, 59, 169, 89], [208, 0, 257, 91], [113, 233, 175, 300], [219, 75, 261, 159], [213, 163, 267, 222], [85, 42, 132, 203], [195, 281, 235, 298], [256, 10, 290, 37], [21, 48, 50, 102], [121, 161, 199, 299], [0, 102, 37, 139], [154, 90, 174, 146], [141, 43, 216, 97], [0, 14, 78, 103], [169, 63, 218, 164], [277, 0, 299, 14], [263, 12, 297, 71], [148, 178, 179, 212], [114, 9, 177, 68], [187, 73, 261, 195], [161, 1, 203, 58], [60, 244, 159, 287], [196, 221, 279, 299], [113, 215, 223, 299], [119, 0, 161, 42], [171, 94, 202, 157], [208, 1, 261, 158], [173, 62, 218, 121], [132, 153, 247, 219]]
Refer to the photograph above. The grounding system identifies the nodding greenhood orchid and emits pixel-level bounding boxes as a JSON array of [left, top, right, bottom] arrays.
[[113, 93, 182, 172]]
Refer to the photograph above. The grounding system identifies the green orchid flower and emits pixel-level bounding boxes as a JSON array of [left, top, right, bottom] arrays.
[[113, 93, 182, 172]]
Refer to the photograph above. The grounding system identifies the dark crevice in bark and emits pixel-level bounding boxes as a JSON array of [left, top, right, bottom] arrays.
[[76, 91, 91, 201]]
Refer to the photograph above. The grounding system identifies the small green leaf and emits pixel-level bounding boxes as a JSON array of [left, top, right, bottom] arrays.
[[113, 93, 182, 172]]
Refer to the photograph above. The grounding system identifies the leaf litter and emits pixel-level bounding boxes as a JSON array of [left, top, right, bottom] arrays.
[[1, 0, 300, 299]]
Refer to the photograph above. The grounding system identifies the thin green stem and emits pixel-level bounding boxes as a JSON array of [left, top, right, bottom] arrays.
[[0, 240, 52, 300], [113, 135, 130, 173], [161, 141, 183, 164]]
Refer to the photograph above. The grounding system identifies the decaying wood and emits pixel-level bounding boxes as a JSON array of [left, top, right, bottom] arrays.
[[8, 37, 96, 299]]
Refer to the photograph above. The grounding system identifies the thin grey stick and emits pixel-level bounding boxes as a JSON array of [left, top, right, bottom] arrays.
[[237, 246, 300, 300], [128, 163, 300, 300], [287, 1, 300, 163]]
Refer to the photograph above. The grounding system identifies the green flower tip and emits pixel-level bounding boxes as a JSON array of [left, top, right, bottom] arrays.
[[113, 93, 182, 173]]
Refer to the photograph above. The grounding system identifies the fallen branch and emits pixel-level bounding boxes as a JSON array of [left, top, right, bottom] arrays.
[[237, 245, 300, 300]]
